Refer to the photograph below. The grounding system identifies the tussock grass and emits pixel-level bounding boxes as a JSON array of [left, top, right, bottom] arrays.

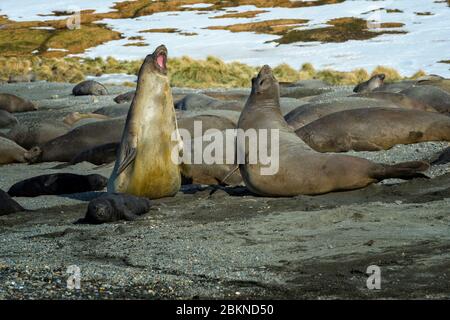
[[0, 55, 426, 88]]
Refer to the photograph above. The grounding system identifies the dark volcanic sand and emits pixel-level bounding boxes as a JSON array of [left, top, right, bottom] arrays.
[[0, 82, 449, 299]]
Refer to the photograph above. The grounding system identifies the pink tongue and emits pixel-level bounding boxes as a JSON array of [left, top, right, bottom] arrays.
[[157, 55, 165, 68]]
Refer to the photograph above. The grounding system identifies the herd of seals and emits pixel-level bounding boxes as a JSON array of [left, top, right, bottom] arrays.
[[1, 44, 450, 222]]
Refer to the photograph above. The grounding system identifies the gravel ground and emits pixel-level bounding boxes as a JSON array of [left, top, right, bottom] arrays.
[[0, 81, 449, 299]]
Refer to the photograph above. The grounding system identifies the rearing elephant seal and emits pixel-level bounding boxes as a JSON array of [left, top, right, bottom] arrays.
[[108, 45, 182, 199], [237, 66, 428, 197]]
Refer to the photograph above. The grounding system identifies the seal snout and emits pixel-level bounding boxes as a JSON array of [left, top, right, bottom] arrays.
[[153, 44, 168, 73]]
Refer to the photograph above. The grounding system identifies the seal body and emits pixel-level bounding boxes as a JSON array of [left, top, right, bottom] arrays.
[[7, 121, 70, 149], [296, 107, 450, 152], [108, 45, 182, 199], [350, 92, 437, 112], [63, 112, 111, 126], [8, 173, 108, 197], [72, 80, 108, 96], [69, 142, 119, 165], [238, 66, 428, 197], [400, 85, 450, 115], [83, 193, 152, 224], [0, 189, 24, 215], [353, 74, 385, 93], [114, 91, 135, 104], [0, 110, 18, 128], [0, 94, 37, 113], [25, 118, 125, 163], [0, 137, 27, 165], [175, 93, 243, 111], [432, 147, 450, 165]]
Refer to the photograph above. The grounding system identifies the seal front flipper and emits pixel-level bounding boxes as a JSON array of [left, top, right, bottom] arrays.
[[116, 138, 137, 176]]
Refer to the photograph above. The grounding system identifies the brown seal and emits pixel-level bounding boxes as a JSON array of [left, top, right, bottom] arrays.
[[237, 66, 428, 196], [108, 45, 182, 199], [63, 112, 111, 126], [0, 136, 27, 165], [350, 92, 437, 112], [296, 107, 450, 152], [7, 121, 70, 149], [0, 94, 37, 113], [400, 85, 450, 115]]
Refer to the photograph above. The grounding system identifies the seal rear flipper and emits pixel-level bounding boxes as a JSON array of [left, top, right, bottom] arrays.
[[372, 161, 430, 181]]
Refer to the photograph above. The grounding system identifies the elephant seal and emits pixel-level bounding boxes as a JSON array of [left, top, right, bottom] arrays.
[[0, 189, 24, 215], [0, 110, 18, 128], [353, 74, 385, 93], [72, 80, 108, 96], [175, 93, 243, 111], [432, 147, 450, 165], [237, 66, 428, 196], [0, 94, 37, 113], [177, 114, 236, 138], [7, 121, 70, 149], [108, 45, 183, 199], [0, 137, 27, 165], [296, 107, 450, 152], [25, 118, 125, 163], [94, 104, 130, 118], [8, 173, 108, 197], [284, 97, 399, 130], [417, 79, 450, 94], [69, 142, 119, 165], [114, 91, 135, 104], [350, 92, 437, 112], [63, 112, 111, 126], [373, 80, 415, 93], [400, 85, 450, 115], [82, 193, 152, 224]]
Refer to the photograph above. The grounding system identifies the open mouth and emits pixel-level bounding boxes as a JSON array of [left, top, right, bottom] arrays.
[[154, 45, 168, 73]]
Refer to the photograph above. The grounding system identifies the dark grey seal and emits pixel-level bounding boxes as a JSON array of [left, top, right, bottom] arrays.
[[353, 74, 385, 93], [8, 173, 108, 197], [72, 80, 108, 96], [114, 91, 135, 104], [82, 193, 152, 224], [0, 110, 18, 128], [0, 188, 25, 216]]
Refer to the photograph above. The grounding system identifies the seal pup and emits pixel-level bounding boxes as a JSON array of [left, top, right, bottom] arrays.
[[0, 189, 25, 216], [296, 107, 450, 152], [82, 193, 152, 224], [108, 45, 183, 199], [0, 136, 27, 165], [0, 110, 18, 128], [353, 74, 385, 93], [25, 118, 125, 163], [8, 173, 108, 197], [0, 93, 37, 113], [72, 80, 108, 96], [237, 66, 428, 197]]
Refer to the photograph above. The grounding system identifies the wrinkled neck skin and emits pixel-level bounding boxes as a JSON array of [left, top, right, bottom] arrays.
[[240, 88, 291, 133]]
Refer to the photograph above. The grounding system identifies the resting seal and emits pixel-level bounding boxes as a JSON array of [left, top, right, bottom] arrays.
[[432, 147, 450, 165], [7, 121, 70, 149], [0, 94, 37, 113], [108, 45, 183, 199], [353, 74, 385, 93], [25, 118, 125, 163], [175, 93, 243, 111], [83, 193, 152, 224], [114, 91, 135, 104], [400, 85, 450, 115], [0, 110, 18, 128], [0, 189, 25, 215], [69, 142, 119, 165], [63, 112, 111, 126], [72, 80, 108, 96], [237, 66, 428, 196], [350, 92, 437, 112], [296, 107, 450, 152], [8, 173, 108, 197], [0, 137, 27, 165]]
